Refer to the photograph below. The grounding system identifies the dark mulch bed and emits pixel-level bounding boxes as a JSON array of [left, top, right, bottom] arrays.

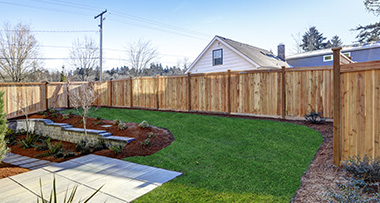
[[0, 162, 30, 178]]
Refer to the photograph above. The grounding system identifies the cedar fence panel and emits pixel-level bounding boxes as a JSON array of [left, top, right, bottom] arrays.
[[190, 73, 228, 112], [0, 83, 46, 118], [132, 77, 157, 109], [158, 75, 188, 111], [47, 82, 68, 108], [285, 69, 333, 118], [230, 71, 283, 116], [110, 79, 132, 107], [339, 63, 380, 161]]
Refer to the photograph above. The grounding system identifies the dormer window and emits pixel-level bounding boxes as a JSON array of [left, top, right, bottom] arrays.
[[213, 49, 223, 66]]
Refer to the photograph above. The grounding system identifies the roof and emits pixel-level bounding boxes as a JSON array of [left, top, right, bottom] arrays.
[[216, 36, 289, 68], [287, 41, 380, 60], [185, 35, 289, 73]]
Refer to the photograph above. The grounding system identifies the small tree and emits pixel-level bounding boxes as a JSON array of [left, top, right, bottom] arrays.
[[126, 39, 159, 75], [0, 91, 9, 163], [66, 81, 99, 144]]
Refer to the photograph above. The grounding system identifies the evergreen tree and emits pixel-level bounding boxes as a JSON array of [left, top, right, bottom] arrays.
[[0, 91, 9, 163], [352, 1, 380, 43], [300, 26, 328, 51], [326, 35, 344, 48]]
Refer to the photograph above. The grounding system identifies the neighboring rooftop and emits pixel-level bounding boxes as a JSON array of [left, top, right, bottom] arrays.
[[287, 41, 380, 60], [216, 35, 289, 68]]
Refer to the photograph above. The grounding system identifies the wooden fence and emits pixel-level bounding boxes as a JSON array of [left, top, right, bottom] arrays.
[[3, 56, 380, 164], [333, 48, 380, 165]]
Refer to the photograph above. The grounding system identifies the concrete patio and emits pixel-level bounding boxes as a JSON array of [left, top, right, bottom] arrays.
[[0, 154, 182, 202]]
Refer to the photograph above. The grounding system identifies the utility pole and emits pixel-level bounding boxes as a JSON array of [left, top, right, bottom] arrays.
[[94, 9, 107, 82]]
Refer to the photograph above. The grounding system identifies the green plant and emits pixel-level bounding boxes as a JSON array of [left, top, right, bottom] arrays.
[[96, 116, 102, 120], [118, 122, 127, 130], [305, 110, 326, 124], [75, 140, 90, 155], [52, 113, 57, 118], [325, 182, 380, 202], [109, 144, 124, 154], [343, 154, 380, 193], [140, 138, 150, 147], [35, 138, 63, 158], [63, 152, 76, 159], [62, 114, 69, 119], [93, 120, 101, 126], [92, 139, 106, 152], [138, 120, 149, 128], [0, 91, 9, 163], [37, 111, 44, 115], [113, 119, 122, 125], [44, 112, 49, 116], [5, 129, 17, 146], [49, 108, 55, 113], [17, 133, 40, 149], [37, 175, 102, 203]]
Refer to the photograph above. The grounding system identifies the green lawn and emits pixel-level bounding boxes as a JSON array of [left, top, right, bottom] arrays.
[[65, 107, 323, 202]]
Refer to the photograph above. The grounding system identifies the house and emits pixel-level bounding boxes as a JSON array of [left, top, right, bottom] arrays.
[[286, 41, 380, 67], [185, 35, 289, 74]]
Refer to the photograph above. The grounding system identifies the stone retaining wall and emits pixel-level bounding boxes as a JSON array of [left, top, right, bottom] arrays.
[[13, 119, 134, 147]]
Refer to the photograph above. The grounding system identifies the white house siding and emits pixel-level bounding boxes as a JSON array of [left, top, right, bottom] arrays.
[[189, 39, 257, 73]]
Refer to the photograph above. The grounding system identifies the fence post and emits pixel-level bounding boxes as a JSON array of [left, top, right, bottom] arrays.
[[66, 82, 70, 108], [188, 72, 191, 112], [130, 76, 133, 108], [227, 70, 231, 115], [156, 75, 160, 109], [281, 66, 286, 119], [333, 47, 342, 166], [45, 81, 49, 110], [109, 78, 113, 106]]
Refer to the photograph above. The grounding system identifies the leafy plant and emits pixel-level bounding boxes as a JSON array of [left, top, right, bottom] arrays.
[[113, 119, 122, 125], [5, 129, 17, 146], [325, 154, 380, 202], [138, 120, 149, 128], [17, 133, 40, 149], [140, 133, 153, 147], [49, 108, 55, 113], [92, 139, 106, 152], [35, 138, 63, 158], [37, 111, 44, 115], [118, 122, 128, 130], [52, 113, 57, 118], [109, 144, 124, 154], [37, 175, 102, 203], [62, 114, 69, 119], [75, 140, 90, 155], [96, 116, 102, 120], [44, 112, 49, 116], [305, 110, 326, 124], [93, 120, 101, 126], [0, 91, 9, 163]]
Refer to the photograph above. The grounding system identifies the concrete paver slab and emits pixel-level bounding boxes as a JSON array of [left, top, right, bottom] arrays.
[[19, 160, 50, 168], [3, 154, 182, 202]]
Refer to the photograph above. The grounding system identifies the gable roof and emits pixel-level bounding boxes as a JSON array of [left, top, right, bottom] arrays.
[[287, 41, 380, 60], [186, 35, 289, 73]]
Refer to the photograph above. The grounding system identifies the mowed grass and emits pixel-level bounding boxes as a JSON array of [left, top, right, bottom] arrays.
[[72, 107, 323, 202]]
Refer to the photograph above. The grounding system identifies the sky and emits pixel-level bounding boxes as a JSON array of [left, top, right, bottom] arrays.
[[1, 0, 379, 72]]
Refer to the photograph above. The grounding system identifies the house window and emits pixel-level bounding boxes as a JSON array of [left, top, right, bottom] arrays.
[[323, 55, 333, 62], [213, 49, 223, 66]]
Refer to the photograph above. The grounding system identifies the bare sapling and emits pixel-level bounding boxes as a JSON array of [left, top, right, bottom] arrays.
[[66, 81, 99, 144]]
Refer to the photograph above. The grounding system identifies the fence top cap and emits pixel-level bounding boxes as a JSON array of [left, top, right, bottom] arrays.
[[332, 47, 342, 51]]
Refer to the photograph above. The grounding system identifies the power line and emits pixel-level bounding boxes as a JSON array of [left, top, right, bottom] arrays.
[[0, 30, 97, 33]]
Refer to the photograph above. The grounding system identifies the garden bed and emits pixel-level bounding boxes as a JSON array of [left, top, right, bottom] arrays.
[[6, 110, 175, 162]]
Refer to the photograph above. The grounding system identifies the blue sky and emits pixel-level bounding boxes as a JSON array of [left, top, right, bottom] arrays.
[[1, 0, 378, 71]]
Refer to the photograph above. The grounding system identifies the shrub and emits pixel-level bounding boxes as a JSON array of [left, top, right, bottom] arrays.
[[49, 108, 55, 113], [305, 110, 326, 124], [96, 116, 102, 120], [75, 139, 90, 155], [37, 111, 44, 115], [109, 144, 124, 154], [5, 129, 17, 146], [93, 120, 101, 126], [62, 114, 69, 119], [52, 113, 57, 118], [325, 154, 380, 202], [35, 138, 63, 158], [118, 122, 128, 130], [43, 112, 49, 117], [343, 154, 380, 193], [138, 120, 149, 128], [17, 133, 40, 149], [0, 91, 9, 163], [140, 138, 150, 146], [92, 139, 106, 152], [37, 175, 102, 203], [113, 119, 122, 125]]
